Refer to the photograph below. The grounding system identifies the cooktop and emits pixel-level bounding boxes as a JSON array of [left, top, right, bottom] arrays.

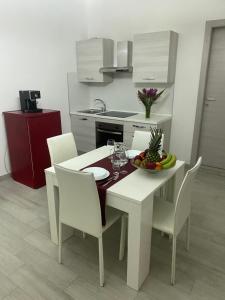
[[98, 111, 137, 118]]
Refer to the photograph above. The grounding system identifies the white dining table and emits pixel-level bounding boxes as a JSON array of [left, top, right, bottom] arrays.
[[45, 146, 185, 290]]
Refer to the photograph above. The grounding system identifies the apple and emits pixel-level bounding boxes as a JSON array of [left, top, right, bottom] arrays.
[[134, 155, 142, 161], [139, 152, 145, 158], [146, 162, 156, 170]]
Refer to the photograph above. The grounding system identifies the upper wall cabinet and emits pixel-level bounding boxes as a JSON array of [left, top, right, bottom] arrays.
[[76, 38, 114, 83], [133, 31, 178, 83]]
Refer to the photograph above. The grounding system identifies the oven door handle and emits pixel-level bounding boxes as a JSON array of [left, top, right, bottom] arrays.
[[97, 128, 122, 135]]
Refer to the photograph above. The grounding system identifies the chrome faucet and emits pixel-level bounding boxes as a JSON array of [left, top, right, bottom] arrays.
[[94, 98, 106, 112]]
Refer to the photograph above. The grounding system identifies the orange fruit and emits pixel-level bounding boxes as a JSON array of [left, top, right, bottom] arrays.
[[155, 162, 162, 171]]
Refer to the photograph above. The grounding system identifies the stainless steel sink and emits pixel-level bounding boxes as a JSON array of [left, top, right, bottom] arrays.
[[77, 109, 138, 118], [78, 109, 102, 114], [97, 111, 137, 118]]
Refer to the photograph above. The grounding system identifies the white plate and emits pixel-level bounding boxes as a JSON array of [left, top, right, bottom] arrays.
[[82, 167, 110, 181], [126, 150, 142, 159]]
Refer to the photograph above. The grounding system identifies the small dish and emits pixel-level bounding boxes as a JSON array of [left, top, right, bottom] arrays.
[[126, 150, 142, 159], [82, 167, 110, 181]]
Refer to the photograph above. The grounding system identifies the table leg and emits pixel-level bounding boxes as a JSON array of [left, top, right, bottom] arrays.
[[126, 195, 154, 290], [173, 164, 185, 200], [166, 165, 185, 203]]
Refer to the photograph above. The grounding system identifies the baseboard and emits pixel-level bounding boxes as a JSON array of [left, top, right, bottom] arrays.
[[0, 173, 11, 181], [200, 165, 225, 176]]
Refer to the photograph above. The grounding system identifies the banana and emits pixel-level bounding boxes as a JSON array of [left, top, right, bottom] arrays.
[[162, 154, 176, 169], [161, 153, 172, 165]]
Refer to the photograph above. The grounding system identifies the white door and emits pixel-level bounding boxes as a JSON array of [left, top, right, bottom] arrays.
[[198, 27, 225, 169]]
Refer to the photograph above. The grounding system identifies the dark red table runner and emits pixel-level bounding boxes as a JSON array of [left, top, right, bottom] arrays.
[[82, 156, 136, 225]]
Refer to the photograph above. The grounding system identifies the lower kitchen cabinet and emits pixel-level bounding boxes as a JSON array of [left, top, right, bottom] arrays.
[[124, 122, 155, 149], [71, 115, 96, 153], [71, 113, 171, 153], [124, 120, 171, 151]]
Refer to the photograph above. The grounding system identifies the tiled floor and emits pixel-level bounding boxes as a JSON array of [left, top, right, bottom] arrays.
[[0, 168, 225, 299]]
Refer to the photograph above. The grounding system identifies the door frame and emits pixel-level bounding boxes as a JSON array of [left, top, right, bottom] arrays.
[[191, 19, 225, 166]]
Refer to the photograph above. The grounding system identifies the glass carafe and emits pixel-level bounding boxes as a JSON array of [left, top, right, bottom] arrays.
[[114, 142, 128, 172]]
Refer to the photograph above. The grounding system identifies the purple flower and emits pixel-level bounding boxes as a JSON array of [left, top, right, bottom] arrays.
[[146, 88, 157, 97], [137, 88, 165, 106], [142, 88, 147, 94]]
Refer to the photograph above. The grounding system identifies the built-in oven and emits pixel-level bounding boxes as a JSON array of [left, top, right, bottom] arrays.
[[96, 121, 123, 148]]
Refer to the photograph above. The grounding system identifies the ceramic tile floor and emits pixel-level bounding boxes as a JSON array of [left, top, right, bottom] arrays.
[[0, 168, 225, 299]]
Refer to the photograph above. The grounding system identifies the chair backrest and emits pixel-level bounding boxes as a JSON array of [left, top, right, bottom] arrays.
[[55, 165, 102, 237], [174, 157, 202, 235], [47, 133, 77, 165], [131, 130, 164, 152]]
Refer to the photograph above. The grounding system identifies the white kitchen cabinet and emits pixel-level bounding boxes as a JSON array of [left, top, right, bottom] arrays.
[[124, 122, 155, 150], [76, 38, 114, 83], [124, 120, 171, 151], [133, 31, 178, 83], [71, 115, 96, 153]]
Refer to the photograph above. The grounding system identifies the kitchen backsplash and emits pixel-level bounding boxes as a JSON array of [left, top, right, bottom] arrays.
[[68, 72, 173, 115]]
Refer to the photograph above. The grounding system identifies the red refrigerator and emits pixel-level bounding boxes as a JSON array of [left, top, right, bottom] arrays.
[[3, 110, 62, 188]]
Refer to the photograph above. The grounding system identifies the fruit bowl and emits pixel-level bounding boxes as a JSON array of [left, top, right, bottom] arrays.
[[131, 152, 177, 173], [131, 160, 162, 173], [131, 128, 176, 173]]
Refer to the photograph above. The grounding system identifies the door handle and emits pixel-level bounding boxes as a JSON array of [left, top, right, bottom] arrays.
[[205, 97, 216, 101]]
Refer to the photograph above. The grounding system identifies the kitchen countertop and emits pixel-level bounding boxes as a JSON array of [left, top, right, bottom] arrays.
[[70, 110, 172, 125]]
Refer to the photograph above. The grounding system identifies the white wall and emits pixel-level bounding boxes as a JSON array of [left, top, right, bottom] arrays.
[[85, 0, 225, 163], [88, 75, 174, 115], [68, 72, 90, 113], [0, 0, 87, 175]]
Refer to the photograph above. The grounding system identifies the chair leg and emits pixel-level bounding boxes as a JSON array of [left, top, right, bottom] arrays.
[[171, 235, 176, 285], [58, 222, 62, 264], [119, 215, 127, 261], [186, 216, 190, 251], [98, 236, 104, 287]]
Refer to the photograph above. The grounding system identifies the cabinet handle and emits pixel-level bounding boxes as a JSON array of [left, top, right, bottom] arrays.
[[85, 77, 94, 80], [132, 125, 146, 129], [97, 128, 122, 135], [142, 77, 155, 81], [79, 118, 88, 121]]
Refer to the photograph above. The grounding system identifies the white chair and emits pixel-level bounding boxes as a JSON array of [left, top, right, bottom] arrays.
[[131, 130, 164, 152], [54, 165, 127, 287], [152, 157, 202, 285], [47, 132, 78, 165]]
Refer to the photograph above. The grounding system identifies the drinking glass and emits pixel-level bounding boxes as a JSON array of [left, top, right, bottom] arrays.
[[119, 150, 128, 174], [107, 139, 115, 160], [111, 152, 121, 175], [114, 142, 128, 174]]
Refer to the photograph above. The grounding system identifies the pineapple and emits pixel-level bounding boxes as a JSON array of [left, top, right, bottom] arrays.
[[146, 128, 163, 162]]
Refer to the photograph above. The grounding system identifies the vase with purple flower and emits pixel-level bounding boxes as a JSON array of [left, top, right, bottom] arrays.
[[137, 88, 165, 119]]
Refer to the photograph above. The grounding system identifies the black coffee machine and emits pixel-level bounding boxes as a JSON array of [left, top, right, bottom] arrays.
[[19, 90, 42, 113]]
